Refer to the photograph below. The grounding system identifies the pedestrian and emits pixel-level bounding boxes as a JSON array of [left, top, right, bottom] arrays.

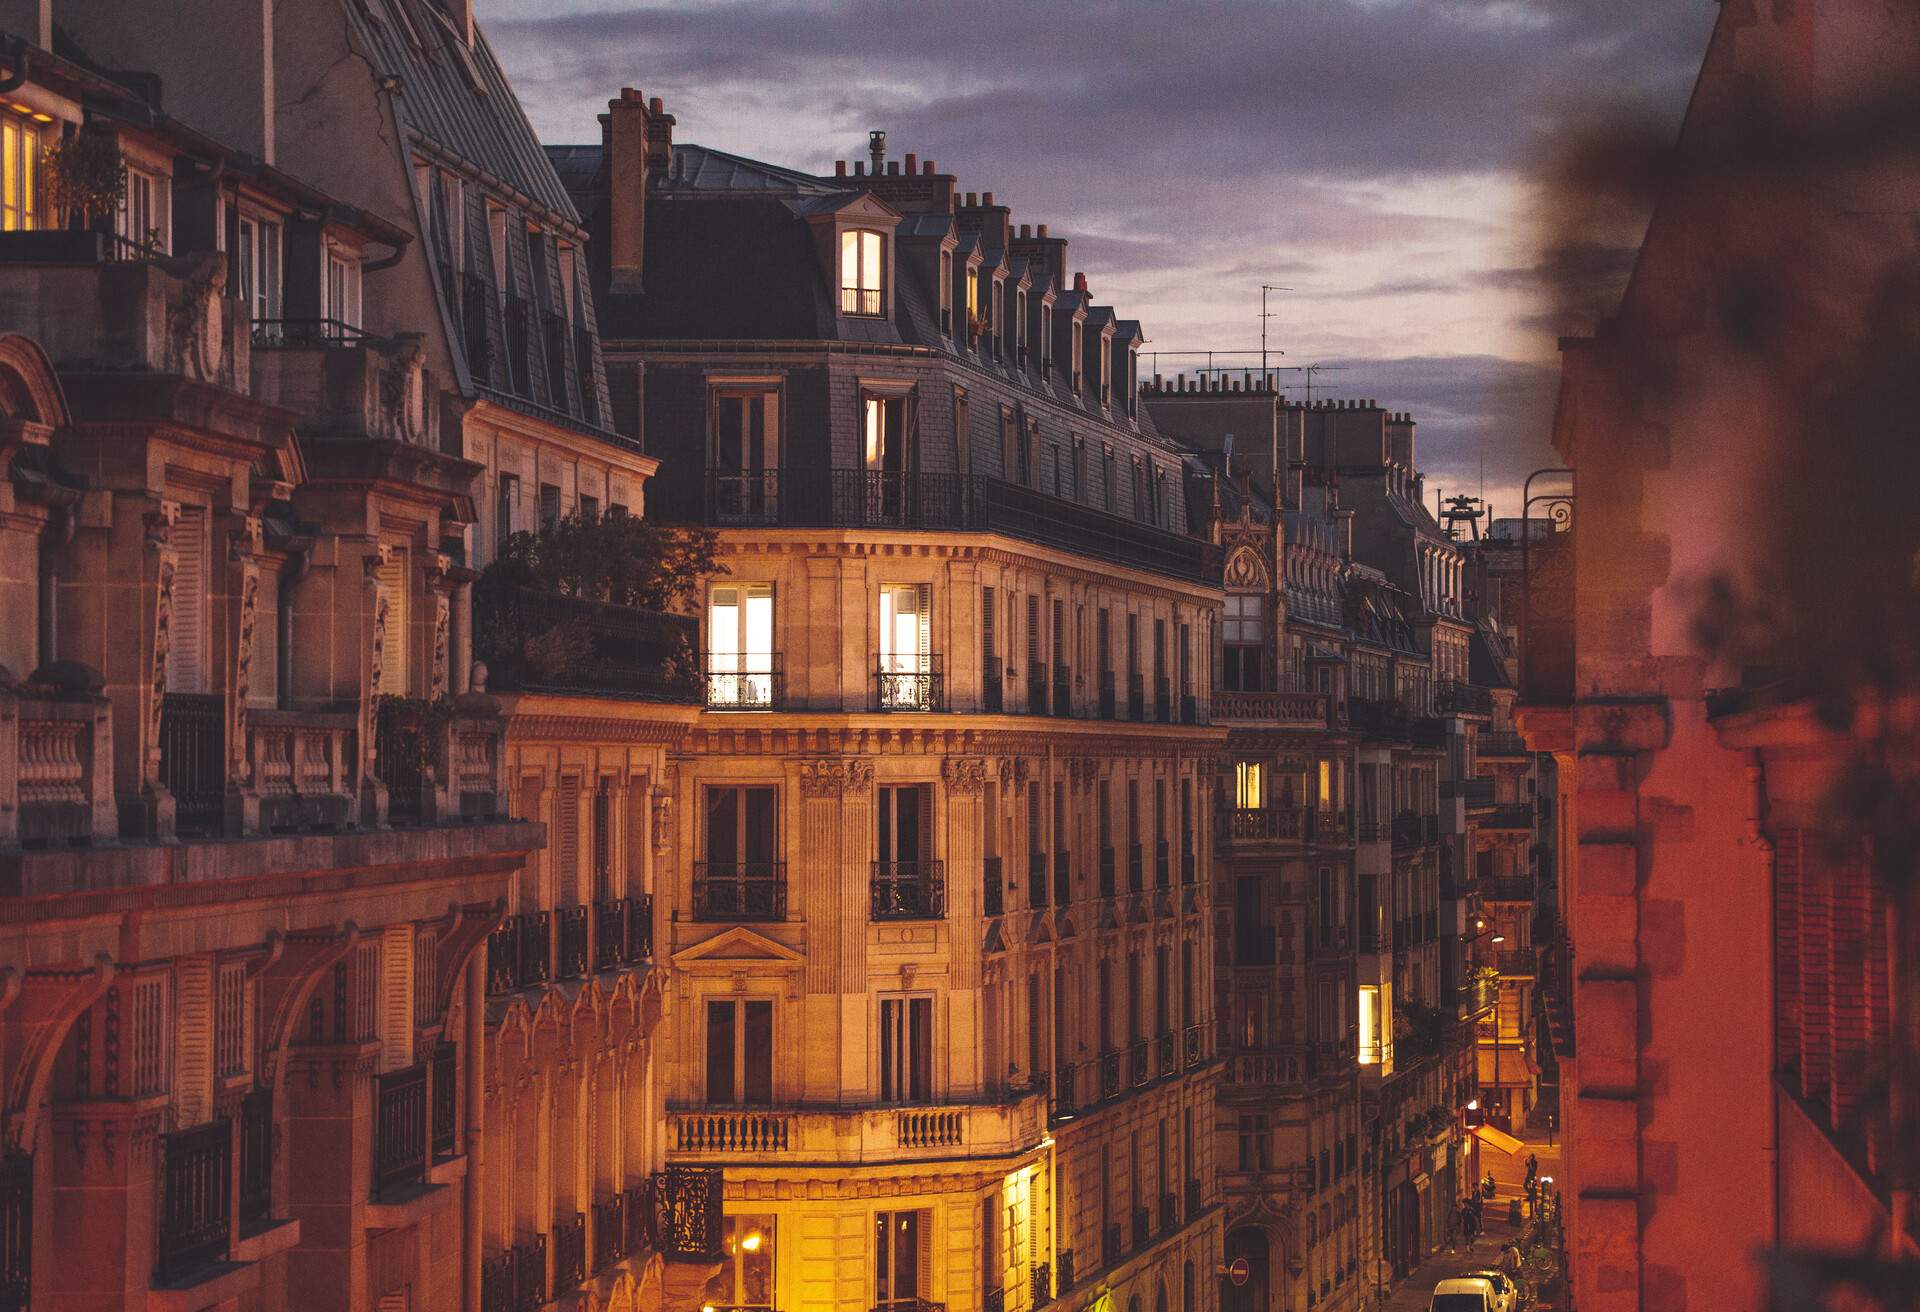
[[1508, 1197, 1522, 1228], [1525, 1153, 1539, 1185]]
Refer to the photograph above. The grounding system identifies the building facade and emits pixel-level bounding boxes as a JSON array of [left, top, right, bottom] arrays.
[[558, 106, 1230, 1312]]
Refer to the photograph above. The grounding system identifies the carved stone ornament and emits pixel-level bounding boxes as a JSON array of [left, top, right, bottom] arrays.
[[148, 551, 176, 769], [798, 757, 874, 798], [941, 757, 988, 796], [1225, 544, 1269, 591], [232, 570, 258, 782], [651, 789, 672, 855], [999, 757, 1031, 787]]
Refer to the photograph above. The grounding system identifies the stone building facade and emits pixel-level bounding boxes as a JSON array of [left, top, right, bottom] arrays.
[[557, 104, 1229, 1312]]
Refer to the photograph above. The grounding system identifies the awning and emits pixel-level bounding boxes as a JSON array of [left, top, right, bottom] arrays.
[[1472, 1124, 1526, 1157], [1478, 1047, 1542, 1087]]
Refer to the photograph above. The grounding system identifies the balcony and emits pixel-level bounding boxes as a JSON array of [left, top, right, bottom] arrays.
[[1223, 1047, 1311, 1087], [1032, 1261, 1054, 1309], [1052, 664, 1073, 717], [1132, 1205, 1151, 1250], [1155, 677, 1172, 724], [1184, 1023, 1205, 1068], [1057, 1247, 1076, 1294], [373, 1063, 428, 1199], [871, 861, 946, 920], [553, 1211, 587, 1292], [655, 1166, 726, 1262], [0, 678, 113, 848], [373, 696, 508, 827], [1127, 672, 1145, 720], [1478, 731, 1530, 757], [481, 1235, 547, 1312], [1155, 1031, 1175, 1076], [983, 667, 1005, 713], [1435, 681, 1492, 716], [487, 912, 552, 994], [1129, 1039, 1150, 1087], [1053, 851, 1072, 907], [705, 654, 784, 710], [666, 1096, 1046, 1166], [238, 1088, 273, 1231], [1100, 1050, 1123, 1099], [1481, 876, 1536, 904], [247, 708, 356, 833], [156, 1119, 231, 1282], [872, 655, 945, 711], [1052, 1062, 1082, 1121], [1484, 803, 1535, 831], [476, 587, 702, 703], [1391, 813, 1425, 850], [983, 856, 1004, 917], [1026, 665, 1048, 715], [252, 319, 441, 447], [1497, 946, 1539, 976], [592, 1193, 628, 1272], [554, 905, 590, 979], [594, 895, 654, 970], [1218, 806, 1308, 844], [159, 692, 225, 837], [1212, 688, 1331, 727], [1028, 851, 1049, 909], [693, 861, 788, 921]]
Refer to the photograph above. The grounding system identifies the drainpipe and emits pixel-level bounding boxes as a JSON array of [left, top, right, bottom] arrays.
[[464, 943, 487, 1312], [1746, 755, 1780, 1260]]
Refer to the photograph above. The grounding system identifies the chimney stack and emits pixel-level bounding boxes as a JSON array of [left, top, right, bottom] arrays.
[[1073, 271, 1088, 294], [836, 160, 847, 177], [983, 191, 994, 206], [905, 152, 918, 173], [869, 129, 887, 173], [644, 95, 675, 173], [924, 159, 936, 174], [605, 87, 650, 294]]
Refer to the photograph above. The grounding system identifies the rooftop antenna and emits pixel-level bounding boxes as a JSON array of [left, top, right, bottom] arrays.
[[1259, 285, 1292, 380], [1440, 493, 1485, 541], [1299, 362, 1348, 408]]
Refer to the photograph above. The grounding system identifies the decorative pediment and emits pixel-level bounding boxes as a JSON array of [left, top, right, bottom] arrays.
[[672, 926, 805, 968], [1225, 544, 1270, 591]]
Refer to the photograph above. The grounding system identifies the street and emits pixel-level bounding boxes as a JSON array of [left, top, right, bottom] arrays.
[[1379, 1133, 1563, 1311]]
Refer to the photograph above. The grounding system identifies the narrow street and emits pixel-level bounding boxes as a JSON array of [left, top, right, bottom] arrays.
[[1380, 1132, 1562, 1311]]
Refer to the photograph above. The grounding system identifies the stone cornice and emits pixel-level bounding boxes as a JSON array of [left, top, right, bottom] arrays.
[[677, 719, 1226, 761], [498, 694, 701, 745]]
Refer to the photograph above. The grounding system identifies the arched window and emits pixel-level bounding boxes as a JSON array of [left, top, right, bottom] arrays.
[[1183, 1261, 1196, 1312]]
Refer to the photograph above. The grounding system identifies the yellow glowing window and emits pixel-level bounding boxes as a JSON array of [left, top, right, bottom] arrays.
[[1318, 759, 1332, 807], [1357, 985, 1381, 1064], [1234, 762, 1264, 811], [2, 118, 39, 232], [840, 228, 885, 316]]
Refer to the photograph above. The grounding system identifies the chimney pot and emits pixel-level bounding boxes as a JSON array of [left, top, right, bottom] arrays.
[[869, 129, 887, 171], [649, 96, 663, 114], [855, 161, 865, 175], [888, 160, 900, 175], [983, 191, 994, 206], [965, 192, 976, 207], [925, 159, 935, 173], [1073, 271, 1088, 293], [1037, 224, 1048, 237], [836, 160, 848, 177], [905, 152, 918, 172]]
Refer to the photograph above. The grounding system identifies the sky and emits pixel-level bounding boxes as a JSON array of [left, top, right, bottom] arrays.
[[483, 0, 1717, 521]]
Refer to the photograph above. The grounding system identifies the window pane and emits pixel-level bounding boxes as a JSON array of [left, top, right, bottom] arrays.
[[706, 788, 739, 865], [841, 229, 859, 288], [706, 1001, 735, 1103], [744, 787, 776, 863], [861, 230, 882, 293], [743, 1000, 773, 1103]]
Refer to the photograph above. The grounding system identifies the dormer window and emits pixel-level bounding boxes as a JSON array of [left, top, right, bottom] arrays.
[[1099, 337, 1112, 408], [991, 281, 1004, 360], [1071, 326, 1084, 395], [938, 249, 953, 336], [1041, 306, 1054, 377], [1016, 290, 1028, 363], [965, 268, 981, 340], [840, 229, 885, 316]]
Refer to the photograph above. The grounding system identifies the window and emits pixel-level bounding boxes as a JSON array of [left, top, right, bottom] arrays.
[[1000, 408, 1018, 481], [1041, 304, 1054, 374], [1358, 985, 1383, 1065], [578, 493, 599, 521], [1235, 762, 1264, 810], [215, 963, 250, 1077], [713, 388, 779, 475], [119, 165, 170, 254], [1224, 595, 1265, 691], [1016, 289, 1028, 362], [325, 251, 361, 332], [1019, 418, 1035, 487], [1, 118, 39, 231], [705, 998, 773, 1104], [234, 214, 282, 325], [703, 1215, 775, 1309], [709, 584, 777, 708], [376, 547, 410, 696], [878, 997, 932, 1102], [840, 228, 885, 316], [1072, 437, 1085, 501], [495, 473, 518, 558], [1100, 337, 1113, 407], [538, 482, 561, 531], [702, 785, 779, 918], [592, 782, 614, 899], [862, 392, 909, 475], [165, 505, 209, 693], [877, 583, 933, 708], [1238, 1114, 1270, 1172], [1070, 321, 1083, 393], [938, 249, 953, 335], [1132, 458, 1147, 521], [875, 1209, 931, 1308]]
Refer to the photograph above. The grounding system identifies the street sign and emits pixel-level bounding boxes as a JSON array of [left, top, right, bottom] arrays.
[[1226, 1257, 1250, 1287]]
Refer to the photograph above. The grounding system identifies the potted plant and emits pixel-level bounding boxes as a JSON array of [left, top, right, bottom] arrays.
[[43, 129, 128, 236]]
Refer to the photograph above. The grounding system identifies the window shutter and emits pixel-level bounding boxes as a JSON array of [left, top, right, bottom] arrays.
[[557, 775, 581, 897], [414, 928, 439, 1027], [354, 940, 382, 1044], [915, 583, 931, 671], [167, 506, 207, 693], [251, 567, 279, 706], [173, 957, 213, 1126], [130, 976, 169, 1098], [378, 550, 409, 695], [915, 1209, 933, 1298], [382, 925, 414, 1072]]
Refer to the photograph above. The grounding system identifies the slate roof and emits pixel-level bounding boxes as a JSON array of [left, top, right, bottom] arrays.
[[349, 0, 579, 222]]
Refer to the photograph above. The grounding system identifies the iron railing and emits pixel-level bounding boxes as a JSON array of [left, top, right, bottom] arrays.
[[1130, 1039, 1151, 1087], [593, 1193, 628, 1272], [1160, 1191, 1178, 1234], [159, 692, 224, 836], [1155, 677, 1172, 723], [432, 1042, 459, 1160], [1033, 1261, 1054, 1309], [870, 861, 946, 920], [693, 861, 787, 921], [1027, 851, 1049, 909], [1132, 1205, 1151, 1249], [481, 1234, 547, 1312], [373, 697, 428, 824], [487, 911, 552, 994], [556, 905, 589, 980], [1100, 1049, 1123, 1099], [373, 1064, 428, 1199], [1391, 813, 1424, 850], [595, 895, 654, 969], [1155, 840, 1170, 889], [249, 318, 374, 348], [0, 1154, 26, 1311], [983, 668, 1004, 713], [872, 654, 945, 711], [1184, 1023, 1204, 1067], [1435, 680, 1492, 715], [705, 653, 784, 710], [1128, 842, 1144, 893], [553, 1211, 587, 1291], [1057, 1247, 1075, 1293], [1026, 664, 1048, 715], [1052, 664, 1072, 717], [1098, 670, 1116, 719], [238, 1087, 273, 1230], [983, 856, 1004, 917], [156, 1120, 230, 1280], [1127, 672, 1145, 720], [657, 1165, 725, 1261]]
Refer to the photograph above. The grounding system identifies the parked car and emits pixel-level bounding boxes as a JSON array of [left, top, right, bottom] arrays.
[[1429, 1276, 1499, 1312], [1461, 1269, 1519, 1312]]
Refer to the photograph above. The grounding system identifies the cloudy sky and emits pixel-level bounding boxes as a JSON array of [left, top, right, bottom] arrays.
[[483, 0, 1716, 519]]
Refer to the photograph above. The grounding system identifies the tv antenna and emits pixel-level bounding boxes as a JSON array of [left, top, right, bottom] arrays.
[[1259, 285, 1292, 379], [1298, 362, 1349, 408]]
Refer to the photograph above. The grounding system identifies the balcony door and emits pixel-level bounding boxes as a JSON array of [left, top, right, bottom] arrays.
[[875, 1209, 931, 1309], [708, 584, 775, 708], [878, 997, 931, 1103], [878, 583, 933, 709], [705, 998, 773, 1105], [712, 387, 778, 523], [861, 388, 915, 523]]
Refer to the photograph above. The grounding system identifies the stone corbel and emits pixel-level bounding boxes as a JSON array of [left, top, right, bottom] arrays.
[[1, 955, 115, 1155], [797, 757, 874, 798], [256, 924, 362, 1091]]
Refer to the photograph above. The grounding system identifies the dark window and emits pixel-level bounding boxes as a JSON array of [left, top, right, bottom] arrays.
[[538, 482, 560, 531], [495, 473, 518, 558], [705, 786, 776, 868], [879, 997, 932, 1102], [875, 1209, 929, 1304], [705, 998, 772, 1104]]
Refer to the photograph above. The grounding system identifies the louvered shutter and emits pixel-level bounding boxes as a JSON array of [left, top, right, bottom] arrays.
[[378, 551, 409, 695], [915, 583, 931, 673], [382, 925, 414, 1071], [173, 957, 213, 1126], [167, 506, 207, 693], [557, 775, 581, 898], [251, 568, 279, 706]]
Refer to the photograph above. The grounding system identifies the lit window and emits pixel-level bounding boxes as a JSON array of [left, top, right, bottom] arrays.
[[1234, 762, 1264, 811], [1, 118, 40, 231], [840, 228, 885, 316], [876, 1209, 931, 1306], [1358, 986, 1382, 1065], [702, 1214, 776, 1309], [708, 584, 776, 709], [878, 583, 934, 709]]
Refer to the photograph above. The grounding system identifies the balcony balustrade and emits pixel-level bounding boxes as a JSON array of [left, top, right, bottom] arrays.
[[1435, 680, 1492, 715], [1184, 1023, 1204, 1068], [156, 1119, 231, 1281], [592, 1193, 628, 1272], [1027, 851, 1049, 908], [1129, 1039, 1150, 1087], [1127, 842, 1144, 893], [705, 653, 784, 710], [1052, 850, 1071, 907], [373, 1063, 428, 1199], [238, 1087, 273, 1231], [666, 1098, 1043, 1165], [553, 1211, 587, 1292], [1460, 777, 1496, 808], [1223, 1047, 1310, 1086], [1052, 1062, 1081, 1121], [556, 905, 590, 980], [693, 861, 788, 921], [1, 1153, 27, 1310], [481, 1234, 547, 1312], [872, 654, 945, 712], [1033, 1262, 1055, 1309], [487, 912, 552, 994], [1057, 1248, 1075, 1294], [1100, 1049, 1123, 1099], [871, 861, 947, 920], [247, 708, 356, 833], [1219, 806, 1308, 844], [594, 894, 654, 969], [1156, 1031, 1176, 1076], [1477, 730, 1529, 756], [1212, 688, 1330, 726], [432, 1041, 458, 1161], [1, 681, 113, 849], [983, 856, 1004, 917], [983, 667, 1004, 713], [1485, 803, 1535, 831], [1052, 664, 1073, 717], [159, 692, 225, 837]]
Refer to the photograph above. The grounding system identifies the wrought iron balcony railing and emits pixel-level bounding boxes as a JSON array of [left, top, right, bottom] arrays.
[[694, 861, 788, 921], [871, 861, 947, 920], [705, 653, 784, 710], [157, 1119, 230, 1281], [983, 856, 1004, 917], [487, 912, 552, 994], [872, 654, 945, 712], [373, 1063, 428, 1199]]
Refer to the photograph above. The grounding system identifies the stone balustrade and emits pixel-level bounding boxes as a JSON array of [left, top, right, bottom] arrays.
[[666, 1092, 1047, 1165], [1211, 689, 1331, 727], [0, 667, 115, 849]]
